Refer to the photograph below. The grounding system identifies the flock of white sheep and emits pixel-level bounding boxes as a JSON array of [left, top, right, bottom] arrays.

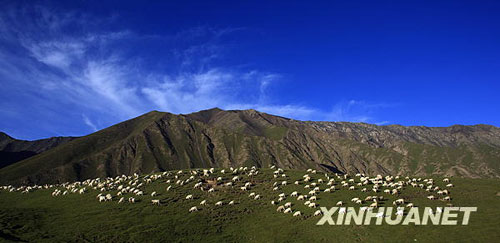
[[268, 167, 454, 218], [0, 166, 454, 219]]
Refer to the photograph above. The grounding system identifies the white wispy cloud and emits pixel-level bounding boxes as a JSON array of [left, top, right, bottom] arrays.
[[323, 100, 396, 123], [82, 114, 97, 132], [0, 4, 394, 139]]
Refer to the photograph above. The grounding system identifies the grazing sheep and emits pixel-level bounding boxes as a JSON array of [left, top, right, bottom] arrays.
[[208, 188, 215, 193], [293, 211, 302, 217], [284, 208, 292, 214], [118, 197, 125, 203], [310, 196, 317, 201], [436, 207, 443, 214], [314, 210, 322, 216], [308, 202, 317, 208], [394, 199, 405, 205], [215, 201, 223, 206], [152, 199, 161, 205], [229, 200, 235, 205], [336, 201, 343, 206], [189, 206, 198, 212], [284, 202, 292, 208], [200, 200, 207, 205], [276, 206, 285, 212], [129, 197, 135, 203], [254, 195, 261, 200], [186, 195, 193, 200]]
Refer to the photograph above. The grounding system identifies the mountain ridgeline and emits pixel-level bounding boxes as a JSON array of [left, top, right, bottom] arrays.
[[0, 108, 499, 185], [0, 132, 76, 169]]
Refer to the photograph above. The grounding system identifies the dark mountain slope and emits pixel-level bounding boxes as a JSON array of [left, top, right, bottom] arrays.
[[0, 108, 499, 185], [0, 132, 76, 168]]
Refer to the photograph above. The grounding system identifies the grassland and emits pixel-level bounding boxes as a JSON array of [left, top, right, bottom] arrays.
[[0, 169, 499, 242]]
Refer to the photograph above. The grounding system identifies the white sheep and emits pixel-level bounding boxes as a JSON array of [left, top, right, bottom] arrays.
[[152, 199, 161, 205], [186, 194, 193, 200], [396, 207, 404, 216], [189, 206, 198, 212], [293, 211, 301, 217]]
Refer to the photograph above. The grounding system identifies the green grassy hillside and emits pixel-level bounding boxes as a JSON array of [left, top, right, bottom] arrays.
[[0, 168, 498, 242]]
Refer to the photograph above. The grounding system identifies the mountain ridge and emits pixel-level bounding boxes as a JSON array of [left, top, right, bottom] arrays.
[[1, 108, 499, 185], [0, 132, 77, 169]]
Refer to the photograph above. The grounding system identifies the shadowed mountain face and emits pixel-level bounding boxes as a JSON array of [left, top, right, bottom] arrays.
[[1, 108, 499, 185], [0, 132, 76, 169]]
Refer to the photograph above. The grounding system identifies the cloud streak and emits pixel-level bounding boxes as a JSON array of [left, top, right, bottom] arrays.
[[0, 4, 393, 139]]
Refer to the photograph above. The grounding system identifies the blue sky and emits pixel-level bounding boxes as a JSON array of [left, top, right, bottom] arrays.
[[1, 1, 499, 140]]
